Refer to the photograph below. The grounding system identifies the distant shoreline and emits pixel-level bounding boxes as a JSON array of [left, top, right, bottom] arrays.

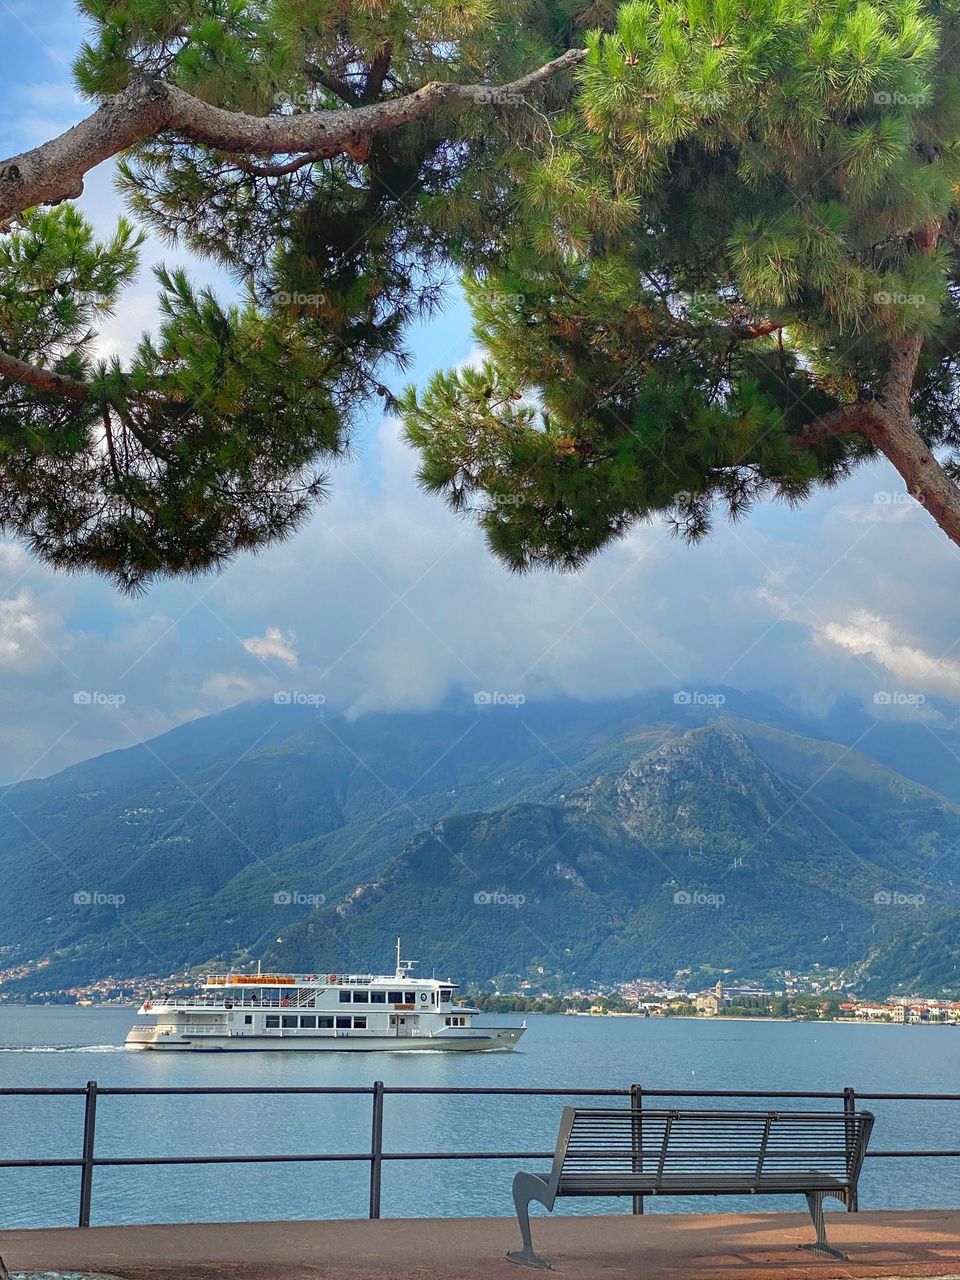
[[507, 1010, 959, 1027]]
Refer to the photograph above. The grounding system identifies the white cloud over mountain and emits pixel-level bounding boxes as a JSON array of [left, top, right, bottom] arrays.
[[243, 628, 300, 669], [0, 406, 956, 780]]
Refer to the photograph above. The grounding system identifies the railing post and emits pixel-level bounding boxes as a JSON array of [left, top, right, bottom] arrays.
[[843, 1086, 858, 1211], [78, 1080, 97, 1228], [369, 1081, 384, 1220], [630, 1082, 644, 1215]]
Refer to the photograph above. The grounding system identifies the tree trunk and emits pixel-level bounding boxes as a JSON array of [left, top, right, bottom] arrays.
[[864, 330, 960, 547], [864, 407, 960, 546]]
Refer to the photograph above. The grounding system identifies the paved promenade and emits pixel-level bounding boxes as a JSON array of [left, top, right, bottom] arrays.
[[0, 1211, 959, 1279]]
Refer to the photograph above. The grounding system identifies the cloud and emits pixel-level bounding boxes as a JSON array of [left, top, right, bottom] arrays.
[[200, 673, 259, 706], [0, 590, 56, 669], [818, 611, 960, 702], [242, 627, 299, 669]]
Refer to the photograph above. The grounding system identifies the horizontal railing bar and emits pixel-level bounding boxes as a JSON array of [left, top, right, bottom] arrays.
[[92, 1086, 627, 1098], [386, 1087, 960, 1100], [0, 1160, 70, 1170], [0, 1089, 88, 1096], [856, 1093, 960, 1102], [89, 1152, 561, 1167], [381, 1087, 632, 1096], [4, 1085, 960, 1100], [866, 1150, 960, 1158], [2, 1148, 959, 1172], [94, 1086, 376, 1096], [381, 1152, 556, 1161], [5, 1152, 957, 1172], [599, 1089, 855, 1099], [92, 1154, 374, 1166]]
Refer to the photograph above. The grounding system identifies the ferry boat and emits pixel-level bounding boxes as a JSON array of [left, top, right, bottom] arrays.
[[125, 942, 525, 1052]]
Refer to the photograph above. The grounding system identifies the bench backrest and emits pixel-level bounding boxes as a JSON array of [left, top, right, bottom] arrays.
[[546, 1107, 874, 1194]]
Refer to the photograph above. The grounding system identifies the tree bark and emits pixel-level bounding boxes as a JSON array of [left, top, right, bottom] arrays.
[[792, 330, 960, 547], [863, 333, 960, 545], [0, 350, 89, 401], [792, 404, 880, 449], [0, 51, 585, 225], [790, 215, 960, 549], [864, 406, 960, 545]]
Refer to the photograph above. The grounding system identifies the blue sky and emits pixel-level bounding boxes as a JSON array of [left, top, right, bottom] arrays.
[[0, 2, 958, 782]]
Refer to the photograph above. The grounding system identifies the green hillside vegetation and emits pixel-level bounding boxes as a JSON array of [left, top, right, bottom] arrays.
[[2, 693, 958, 996]]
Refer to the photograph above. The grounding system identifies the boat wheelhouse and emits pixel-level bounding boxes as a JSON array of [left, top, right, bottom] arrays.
[[125, 941, 525, 1052]]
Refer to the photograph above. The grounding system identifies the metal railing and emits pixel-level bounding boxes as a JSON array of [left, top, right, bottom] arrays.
[[2, 1082, 959, 1229]]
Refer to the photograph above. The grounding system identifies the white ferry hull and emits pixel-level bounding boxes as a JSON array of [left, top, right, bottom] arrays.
[[125, 1027, 524, 1052]]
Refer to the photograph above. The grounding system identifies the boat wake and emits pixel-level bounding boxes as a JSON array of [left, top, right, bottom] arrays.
[[0, 1043, 125, 1053]]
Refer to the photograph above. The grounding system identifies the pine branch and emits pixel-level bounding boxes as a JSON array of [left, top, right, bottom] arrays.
[[0, 348, 89, 402], [303, 65, 363, 106], [363, 42, 394, 104], [230, 154, 325, 178], [0, 51, 586, 224], [792, 405, 881, 449]]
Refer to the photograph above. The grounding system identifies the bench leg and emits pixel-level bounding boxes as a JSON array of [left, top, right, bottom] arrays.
[[506, 1172, 554, 1269], [798, 1192, 847, 1261]]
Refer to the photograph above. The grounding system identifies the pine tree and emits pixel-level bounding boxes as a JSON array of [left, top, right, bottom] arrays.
[[403, 0, 960, 569], [3, 0, 960, 585], [0, 0, 586, 587]]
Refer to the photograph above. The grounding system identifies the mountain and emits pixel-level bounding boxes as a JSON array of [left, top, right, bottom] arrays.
[[1, 691, 959, 995], [263, 719, 960, 988]]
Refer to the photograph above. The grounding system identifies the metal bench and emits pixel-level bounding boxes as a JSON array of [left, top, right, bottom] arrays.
[[507, 1105, 875, 1269]]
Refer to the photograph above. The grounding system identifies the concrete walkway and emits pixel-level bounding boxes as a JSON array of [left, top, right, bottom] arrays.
[[0, 1211, 959, 1280]]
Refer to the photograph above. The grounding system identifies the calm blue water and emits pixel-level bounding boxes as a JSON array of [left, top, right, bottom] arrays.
[[0, 1008, 958, 1228]]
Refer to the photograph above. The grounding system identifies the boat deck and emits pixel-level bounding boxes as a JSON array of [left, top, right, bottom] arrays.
[[0, 1210, 958, 1279]]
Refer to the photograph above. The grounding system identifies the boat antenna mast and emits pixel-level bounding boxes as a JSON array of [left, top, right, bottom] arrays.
[[394, 936, 418, 980]]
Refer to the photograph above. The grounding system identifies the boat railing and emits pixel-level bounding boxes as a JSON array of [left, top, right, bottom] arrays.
[[147, 994, 320, 1010], [203, 973, 388, 988], [129, 1023, 226, 1036], [3, 1082, 960, 1230]]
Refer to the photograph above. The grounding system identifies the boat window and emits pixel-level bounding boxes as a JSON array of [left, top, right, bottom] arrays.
[[441, 989, 453, 1002], [352, 990, 369, 1003], [265, 1015, 280, 1028], [339, 990, 351, 1003], [318, 1016, 333, 1028], [336, 1016, 351, 1029], [370, 991, 386, 1003], [404, 992, 415, 1003], [244, 1015, 253, 1025], [388, 991, 403, 1003], [353, 1016, 367, 1029], [299, 1015, 316, 1028], [282, 1015, 298, 1028]]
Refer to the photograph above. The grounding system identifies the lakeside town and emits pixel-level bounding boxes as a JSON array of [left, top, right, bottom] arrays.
[[2, 957, 959, 1025]]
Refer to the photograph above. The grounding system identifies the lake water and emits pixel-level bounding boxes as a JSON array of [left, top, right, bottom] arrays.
[[1, 1007, 958, 1229]]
